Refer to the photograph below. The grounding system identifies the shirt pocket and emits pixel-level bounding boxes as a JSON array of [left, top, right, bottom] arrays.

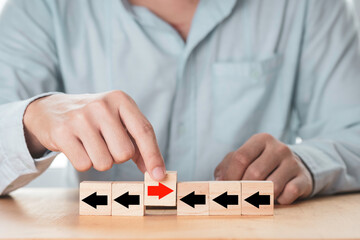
[[211, 54, 283, 146]]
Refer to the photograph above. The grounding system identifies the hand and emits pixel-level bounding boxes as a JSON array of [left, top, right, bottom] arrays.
[[23, 91, 166, 181], [214, 133, 313, 204]]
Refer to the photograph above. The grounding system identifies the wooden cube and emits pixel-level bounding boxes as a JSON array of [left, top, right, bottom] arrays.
[[241, 181, 274, 215], [177, 182, 209, 216], [79, 181, 112, 216], [112, 182, 144, 216], [209, 181, 241, 215], [144, 171, 177, 206]]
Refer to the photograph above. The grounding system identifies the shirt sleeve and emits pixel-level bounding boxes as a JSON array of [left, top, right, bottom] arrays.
[[289, 0, 360, 196], [0, 0, 62, 195]]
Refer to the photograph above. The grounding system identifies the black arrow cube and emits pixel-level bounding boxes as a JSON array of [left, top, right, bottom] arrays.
[[209, 181, 242, 215], [177, 182, 209, 215], [241, 181, 274, 215], [112, 182, 144, 216], [79, 181, 112, 216]]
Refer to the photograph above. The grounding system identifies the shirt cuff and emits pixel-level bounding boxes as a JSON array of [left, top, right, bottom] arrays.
[[0, 92, 59, 194], [289, 144, 333, 197]]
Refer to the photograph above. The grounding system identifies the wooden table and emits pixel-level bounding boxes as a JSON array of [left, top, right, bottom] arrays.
[[1, 188, 359, 240]]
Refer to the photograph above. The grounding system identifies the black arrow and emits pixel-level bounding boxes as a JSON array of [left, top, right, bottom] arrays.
[[82, 192, 108, 209], [244, 191, 270, 208], [114, 191, 140, 208], [212, 191, 239, 208], [180, 191, 206, 208]]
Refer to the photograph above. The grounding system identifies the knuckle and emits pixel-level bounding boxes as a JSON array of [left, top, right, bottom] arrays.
[[246, 167, 262, 179], [114, 148, 136, 163], [74, 161, 92, 172], [67, 110, 93, 131], [108, 90, 133, 103], [137, 121, 155, 136], [87, 99, 108, 111], [51, 122, 70, 141], [276, 144, 291, 156], [286, 182, 301, 196], [288, 155, 297, 164], [94, 161, 113, 172], [108, 90, 125, 98], [68, 109, 88, 123], [256, 132, 274, 141], [233, 152, 250, 168]]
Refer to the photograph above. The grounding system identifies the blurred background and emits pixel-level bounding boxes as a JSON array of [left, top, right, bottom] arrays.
[[0, 0, 360, 188], [0, 0, 5, 10]]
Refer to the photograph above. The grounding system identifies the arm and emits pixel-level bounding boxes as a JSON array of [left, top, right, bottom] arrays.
[[0, 0, 166, 195], [214, 0, 360, 203], [0, 0, 60, 195], [290, 0, 360, 196]]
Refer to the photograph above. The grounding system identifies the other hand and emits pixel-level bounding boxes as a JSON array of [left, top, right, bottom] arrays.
[[214, 133, 313, 204]]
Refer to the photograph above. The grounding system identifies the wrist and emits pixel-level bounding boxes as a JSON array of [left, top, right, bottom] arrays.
[[23, 97, 47, 158], [293, 152, 314, 198]]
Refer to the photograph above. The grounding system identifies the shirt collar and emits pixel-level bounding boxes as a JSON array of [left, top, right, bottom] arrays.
[[186, 0, 237, 52], [119, 0, 237, 46]]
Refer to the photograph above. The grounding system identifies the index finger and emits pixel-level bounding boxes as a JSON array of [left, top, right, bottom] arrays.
[[118, 95, 166, 181]]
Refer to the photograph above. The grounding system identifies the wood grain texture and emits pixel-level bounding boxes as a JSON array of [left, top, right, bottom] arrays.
[[112, 182, 144, 216], [241, 181, 274, 215], [209, 181, 241, 215], [79, 181, 112, 216], [177, 182, 209, 216], [1, 188, 360, 239], [144, 171, 177, 206]]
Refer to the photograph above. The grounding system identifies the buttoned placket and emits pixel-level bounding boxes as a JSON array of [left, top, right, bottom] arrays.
[[118, 0, 237, 181]]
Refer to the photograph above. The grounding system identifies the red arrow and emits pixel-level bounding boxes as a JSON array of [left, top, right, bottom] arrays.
[[148, 183, 173, 199]]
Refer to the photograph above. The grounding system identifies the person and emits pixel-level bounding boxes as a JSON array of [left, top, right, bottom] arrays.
[[0, 0, 360, 204]]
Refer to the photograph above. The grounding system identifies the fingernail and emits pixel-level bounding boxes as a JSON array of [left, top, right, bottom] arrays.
[[152, 167, 165, 181]]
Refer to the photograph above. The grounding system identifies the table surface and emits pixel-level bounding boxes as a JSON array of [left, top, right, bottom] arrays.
[[1, 188, 360, 240]]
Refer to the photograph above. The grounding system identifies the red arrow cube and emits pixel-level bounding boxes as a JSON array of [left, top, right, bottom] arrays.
[[148, 183, 174, 199]]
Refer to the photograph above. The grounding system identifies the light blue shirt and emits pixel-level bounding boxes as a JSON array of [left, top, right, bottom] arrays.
[[0, 0, 360, 196]]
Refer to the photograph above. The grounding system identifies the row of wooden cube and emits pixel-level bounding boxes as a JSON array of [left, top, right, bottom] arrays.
[[79, 180, 273, 216]]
